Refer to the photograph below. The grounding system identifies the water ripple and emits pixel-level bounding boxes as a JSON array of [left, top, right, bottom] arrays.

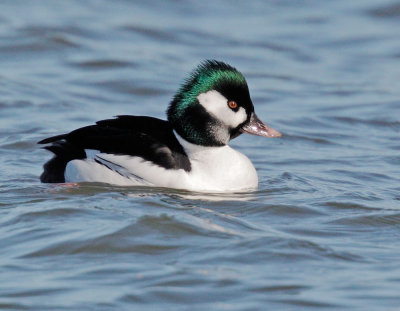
[[331, 213, 400, 228], [70, 59, 135, 70], [368, 3, 400, 18]]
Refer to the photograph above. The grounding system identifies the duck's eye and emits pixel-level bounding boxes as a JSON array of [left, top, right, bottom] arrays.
[[228, 101, 238, 109]]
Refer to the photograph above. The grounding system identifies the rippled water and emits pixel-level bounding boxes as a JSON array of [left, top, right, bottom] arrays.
[[1, 0, 400, 310]]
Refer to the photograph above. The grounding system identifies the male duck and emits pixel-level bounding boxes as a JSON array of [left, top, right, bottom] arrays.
[[39, 60, 281, 192]]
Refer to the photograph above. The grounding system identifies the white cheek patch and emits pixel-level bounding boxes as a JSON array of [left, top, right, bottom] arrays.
[[197, 90, 247, 128]]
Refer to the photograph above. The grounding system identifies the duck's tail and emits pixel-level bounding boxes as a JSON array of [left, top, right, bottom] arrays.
[[39, 138, 86, 183]]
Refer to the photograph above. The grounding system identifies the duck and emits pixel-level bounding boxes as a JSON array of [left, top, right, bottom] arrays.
[[39, 60, 281, 192]]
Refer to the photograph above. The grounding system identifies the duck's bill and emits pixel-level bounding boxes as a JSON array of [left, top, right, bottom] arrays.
[[240, 113, 282, 138]]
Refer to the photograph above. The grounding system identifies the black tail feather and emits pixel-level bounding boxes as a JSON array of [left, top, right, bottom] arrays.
[[38, 134, 67, 144], [40, 141, 86, 183]]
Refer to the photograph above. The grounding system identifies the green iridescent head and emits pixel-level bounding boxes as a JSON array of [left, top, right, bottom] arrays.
[[167, 60, 255, 146]]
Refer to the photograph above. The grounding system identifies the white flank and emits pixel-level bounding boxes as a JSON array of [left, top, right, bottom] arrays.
[[64, 139, 258, 192]]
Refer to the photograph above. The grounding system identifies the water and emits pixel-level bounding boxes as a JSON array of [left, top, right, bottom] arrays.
[[1, 0, 400, 309]]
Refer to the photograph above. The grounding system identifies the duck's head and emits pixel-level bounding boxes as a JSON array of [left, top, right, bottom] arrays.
[[167, 60, 281, 147]]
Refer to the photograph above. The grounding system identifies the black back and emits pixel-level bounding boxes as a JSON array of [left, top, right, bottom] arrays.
[[39, 116, 191, 183]]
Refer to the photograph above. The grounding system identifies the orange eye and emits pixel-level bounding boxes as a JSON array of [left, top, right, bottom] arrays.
[[228, 101, 238, 109]]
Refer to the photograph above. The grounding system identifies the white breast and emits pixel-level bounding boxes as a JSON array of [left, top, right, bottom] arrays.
[[174, 133, 258, 192]]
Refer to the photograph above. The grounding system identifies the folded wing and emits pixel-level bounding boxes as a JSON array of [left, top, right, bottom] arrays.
[[39, 116, 191, 183]]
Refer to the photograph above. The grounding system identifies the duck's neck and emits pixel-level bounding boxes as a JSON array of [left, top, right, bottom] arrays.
[[174, 131, 228, 156]]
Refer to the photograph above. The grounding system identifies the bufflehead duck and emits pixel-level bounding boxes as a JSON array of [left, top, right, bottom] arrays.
[[39, 60, 281, 192]]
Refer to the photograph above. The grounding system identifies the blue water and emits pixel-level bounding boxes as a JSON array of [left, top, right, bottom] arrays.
[[1, 0, 400, 310]]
